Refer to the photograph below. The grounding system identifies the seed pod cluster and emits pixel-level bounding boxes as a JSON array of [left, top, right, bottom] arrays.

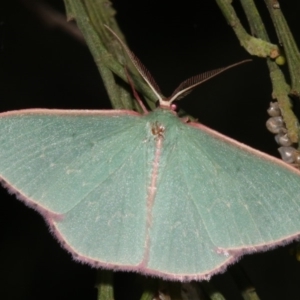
[[266, 102, 300, 166]]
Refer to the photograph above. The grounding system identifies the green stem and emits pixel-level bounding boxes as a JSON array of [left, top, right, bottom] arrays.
[[230, 265, 260, 300], [63, 0, 157, 110], [96, 270, 114, 300], [215, 0, 279, 58], [201, 282, 226, 300], [64, 0, 123, 108], [83, 0, 135, 109], [139, 279, 157, 300], [216, 0, 299, 143], [239, 0, 299, 143], [264, 0, 300, 97], [268, 61, 298, 142], [239, 0, 269, 40], [140, 291, 154, 300]]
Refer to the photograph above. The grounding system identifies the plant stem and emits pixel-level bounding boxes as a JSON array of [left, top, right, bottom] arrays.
[[264, 0, 300, 97], [139, 280, 157, 300], [200, 282, 226, 300], [63, 0, 157, 110], [83, 0, 134, 109], [230, 265, 260, 300], [216, 0, 299, 143], [64, 0, 123, 108], [240, 0, 299, 143], [215, 0, 278, 58], [96, 270, 114, 300]]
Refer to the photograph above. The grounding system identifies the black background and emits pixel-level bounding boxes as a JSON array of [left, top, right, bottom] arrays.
[[1, 0, 300, 299]]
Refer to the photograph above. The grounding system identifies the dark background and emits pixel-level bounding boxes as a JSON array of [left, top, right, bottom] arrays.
[[1, 0, 300, 299]]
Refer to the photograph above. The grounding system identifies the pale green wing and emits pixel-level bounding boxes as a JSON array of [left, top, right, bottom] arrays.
[[2, 108, 300, 281], [148, 115, 300, 280], [0, 109, 150, 267]]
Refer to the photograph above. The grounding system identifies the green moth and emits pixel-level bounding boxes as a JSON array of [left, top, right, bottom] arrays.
[[0, 26, 300, 282]]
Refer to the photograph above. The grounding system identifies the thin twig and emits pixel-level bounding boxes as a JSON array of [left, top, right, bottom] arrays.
[[264, 0, 300, 96], [96, 270, 114, 300], [239, 0, 299, 143], [230, 265, 260, 300], [215, 0, 279, 58], [216, 0, 299, 143], [200, 282, 226, 300]]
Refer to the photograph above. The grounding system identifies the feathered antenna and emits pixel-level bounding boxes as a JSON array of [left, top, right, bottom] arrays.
[[105, 25, 251, 108], [104, 25, 163, 103], [167, 60, 251, 103]]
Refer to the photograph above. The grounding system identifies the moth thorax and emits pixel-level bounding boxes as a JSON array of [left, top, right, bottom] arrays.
[[151, 122, 165, 138]]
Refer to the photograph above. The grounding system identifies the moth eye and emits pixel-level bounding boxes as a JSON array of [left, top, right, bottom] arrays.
[[266, 116, 285, 134], [267, 102, 281, 117], [275, 133, 292, 147], [171, 103, 178, 111]]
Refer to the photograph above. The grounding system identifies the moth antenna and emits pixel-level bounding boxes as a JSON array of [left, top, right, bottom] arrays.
[[104, 25, 163, 103], [168, 60, 251, 103], [124, 67, 148, 113]]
